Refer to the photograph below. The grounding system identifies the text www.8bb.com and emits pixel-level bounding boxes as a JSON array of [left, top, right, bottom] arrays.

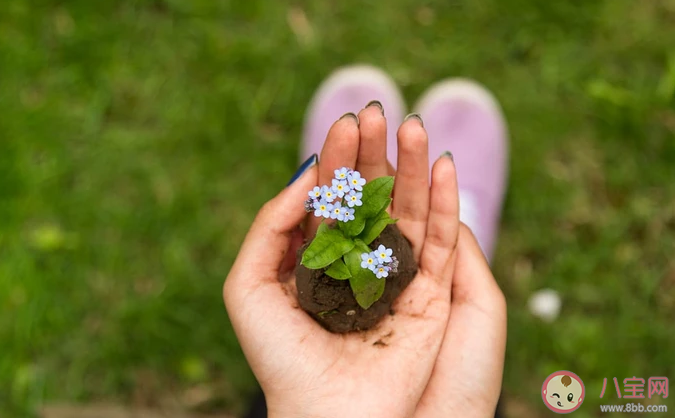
[[600, 403, 667, 413]]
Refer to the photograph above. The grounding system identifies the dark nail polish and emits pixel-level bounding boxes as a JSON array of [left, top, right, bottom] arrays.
[[366, 100, 384, 116], [339, 112, 360, 126], [404, 113, 424, 127], [441, 151, 454, 162], [287, 154, 318, 186]]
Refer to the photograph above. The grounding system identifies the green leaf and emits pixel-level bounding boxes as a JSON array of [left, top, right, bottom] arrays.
[[338, 176, 394, 238], [325, 258, 351, 280], [338, 215, 366, 237], [301, 227, 355, 269], [344, 248, 386, 309], [359, 176, 394, 217], [353, 239, 372, 253], [358, 209, 398, 244]]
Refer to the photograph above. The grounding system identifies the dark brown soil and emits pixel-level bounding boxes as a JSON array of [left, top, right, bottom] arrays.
[[295, 224, 418, 333]]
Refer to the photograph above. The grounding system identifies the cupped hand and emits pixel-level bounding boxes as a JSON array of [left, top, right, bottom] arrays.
[[224, 105, 461, 418], [413, 224, 507, 418]]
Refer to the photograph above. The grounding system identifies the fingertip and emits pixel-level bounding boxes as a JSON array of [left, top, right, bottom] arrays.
[[397, 119, 428, 154], [356, 104, 388, 179], [431, 152, 457, 185], [286, 157, 319, 192], [456, 222, 506, 311], [332, 113, 361, 139], [258, 163, 318, 233], [458, 223, 488, 264]]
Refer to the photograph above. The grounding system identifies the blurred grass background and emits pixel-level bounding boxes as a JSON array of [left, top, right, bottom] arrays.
[[1, 0, 675, 417]]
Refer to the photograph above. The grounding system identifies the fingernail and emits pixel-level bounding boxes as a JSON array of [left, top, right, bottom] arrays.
[[441, 150, 454, 162], [339, 112, 360, 126], [287, 154, 318, 186], [366, 100, 384, 116], [404, 113, 424, 127]]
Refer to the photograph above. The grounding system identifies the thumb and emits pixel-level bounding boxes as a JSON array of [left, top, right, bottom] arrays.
[[226, 155, 318, 291], [416, 224, 507, 417]]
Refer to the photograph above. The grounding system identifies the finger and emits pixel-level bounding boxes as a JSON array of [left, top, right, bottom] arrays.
[[392, 114, 430, 258], [415, 224, 507, 418], [419, 153, 460, 286], [355, 101, 389, 180], [228, 160, 318, 286], [453, 224, 498, 297], [307, 113, 360, 235]]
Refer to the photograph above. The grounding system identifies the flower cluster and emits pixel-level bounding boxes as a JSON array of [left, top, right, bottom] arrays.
[[305, 167, 366, 223], [360, 245, 398, 279]]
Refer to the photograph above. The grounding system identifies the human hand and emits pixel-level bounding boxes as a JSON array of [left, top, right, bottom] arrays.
[[223, 104, 461, 418], [413, 224, 507, 418], [354, 105, 506, 417]]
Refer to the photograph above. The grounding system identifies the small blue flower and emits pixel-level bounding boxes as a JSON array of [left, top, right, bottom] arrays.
[[334, 167, 351, 180], [342, 207, 355, 222], [330, 201, 345, 221], [360, 252, 377, 271], [313, 199, 333, 218], [348, 170, 366, 191], [375, 264, 390, 279], [308, 186, 322, 200], [321, 186, 337, 202], [346, 190, 363, 207], [375, 245, 393, 263], [331, 178, 350, 198]]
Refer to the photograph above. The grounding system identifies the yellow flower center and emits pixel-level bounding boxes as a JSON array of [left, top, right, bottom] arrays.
[[368, 258, 373, 264], [320, 205, 326, 210]]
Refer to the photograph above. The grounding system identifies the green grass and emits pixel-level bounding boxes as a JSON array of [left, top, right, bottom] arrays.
[[2, 0, 675, 417]]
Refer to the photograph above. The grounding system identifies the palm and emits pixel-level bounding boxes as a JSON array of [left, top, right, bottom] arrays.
[[238, 263, 450, 417]]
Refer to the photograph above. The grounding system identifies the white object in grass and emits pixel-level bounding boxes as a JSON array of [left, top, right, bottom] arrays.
[[528, 289, 561, 322]]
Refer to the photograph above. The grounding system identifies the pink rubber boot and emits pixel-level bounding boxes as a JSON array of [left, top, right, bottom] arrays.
[[412, 79, 509, 261], [301, 65, 406, 161]]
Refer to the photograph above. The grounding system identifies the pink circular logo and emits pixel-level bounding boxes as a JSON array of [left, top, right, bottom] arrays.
[[542, 370, 585, 414]]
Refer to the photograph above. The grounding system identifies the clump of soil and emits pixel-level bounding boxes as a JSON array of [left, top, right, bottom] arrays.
[[295, 224, 418, 333]]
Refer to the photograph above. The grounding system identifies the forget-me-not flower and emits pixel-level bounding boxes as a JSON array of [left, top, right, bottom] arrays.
[[308, 186, 323, 200], [348, 171, 366, 191], [330, 201, 345, 221], [375, 245, 393, 263], [360, 252, 377, 271], [342, 207, 355, 222], [346, 190, 363, 208], [374, 265, 390, 279], [331, 179, 350, 198], [334, 167, 351, 180], [322, 187, 336, 202], [313, 199, 333, 218]]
